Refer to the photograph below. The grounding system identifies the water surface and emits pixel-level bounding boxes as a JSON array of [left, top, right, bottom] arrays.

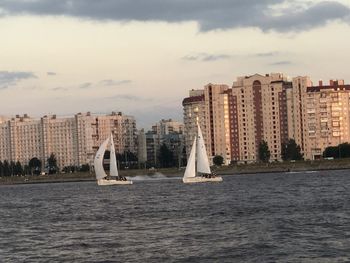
[[1, 170, 350, 262]]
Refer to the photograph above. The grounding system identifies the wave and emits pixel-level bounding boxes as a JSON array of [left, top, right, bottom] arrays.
[[127, 173, 181, 181]]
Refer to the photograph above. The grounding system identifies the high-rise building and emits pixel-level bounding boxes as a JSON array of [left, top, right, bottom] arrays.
[[203, 84, 231, 164], [143, 119, 184, 167], [182, 90, 206, 158], [183, 74, 350, 163], [0, 112, 137, 170], [137, 129, 147, 167], [292, 79, 350, 160], [230, 73, 291, 162], [152, 119, 184, 135]]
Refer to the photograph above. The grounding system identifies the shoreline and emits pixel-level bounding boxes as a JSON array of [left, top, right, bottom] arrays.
[[1, 159, 350, 185]]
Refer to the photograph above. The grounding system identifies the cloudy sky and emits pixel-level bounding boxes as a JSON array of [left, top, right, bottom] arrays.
[[1, 0, 350, 128]]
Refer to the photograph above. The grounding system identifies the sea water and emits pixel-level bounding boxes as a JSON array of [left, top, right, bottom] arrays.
[[1, 170, 350, 262]]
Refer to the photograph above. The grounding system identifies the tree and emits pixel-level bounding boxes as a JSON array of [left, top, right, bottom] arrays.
[[47, 153, 58, 174], [281, 139, 303, 161], [14, 161, 23, 176], [3, 160, 10, 177], [323, 146, 338, 158], [258, 140, 271, 163], [116, 150, 138, 169], [158, 143, 174, 168], [29, 157, 42, 175], [213, 155, 224, 166], [323, 143, 350, 159], [181, 146, 187, 167], [24, 165, 31, 175], [0, 161, 3, 177], [80, 164, 90, 172], [10, 161, 16, 176]]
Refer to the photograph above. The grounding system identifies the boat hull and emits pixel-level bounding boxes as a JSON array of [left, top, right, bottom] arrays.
[[182, 176, 223, 184], [97, 179, 133, 185]]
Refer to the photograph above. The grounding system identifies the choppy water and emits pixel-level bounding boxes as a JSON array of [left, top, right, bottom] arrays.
[[1, 170, 350, 262]]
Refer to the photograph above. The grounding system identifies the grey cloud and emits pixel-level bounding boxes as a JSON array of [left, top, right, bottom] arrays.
[[106, 94, 144, 102], [100, 79, 132, 86], [255, 52, 279, 57], [183, 53, 231, 62], [262, 1, 350, 32], [0, 71, 37, 89], [0, 0, 349, 32], [78, 79, 131, 89], [269, 61, 292, 66], [202, 54, 231, 61], [79, 82, 92, 89], [47, 72, 57, 76], [52, 87, 68, 91]]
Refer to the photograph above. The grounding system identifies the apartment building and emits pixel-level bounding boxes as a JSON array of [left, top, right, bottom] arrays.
[[0, 112, 137, 169], [231, 73, 291, 162], [204, 84, 231, 164], [293, 79, 350, 160], [5, 114, 42, 164], [41, 114, 77, 169], [152, 119, 184, 135], [182, 85, 231, 164], [184, 73, 350, 163], [286, 76, 314, 154], [182, 90, 206, 158], [143, 119, 184, 167]]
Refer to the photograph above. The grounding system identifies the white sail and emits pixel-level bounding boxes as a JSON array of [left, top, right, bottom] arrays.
[[183, 137, 197, 178], [94, 137, 110, 180], [196, 124, 211, 174], [109, 134, 119, 178]]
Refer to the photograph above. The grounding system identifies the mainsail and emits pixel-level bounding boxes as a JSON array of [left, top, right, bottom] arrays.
[[196, 124, 211, 174], [183, 137, 197, 178], [94, 137, 110, 180], [109, 134, 119, 178]]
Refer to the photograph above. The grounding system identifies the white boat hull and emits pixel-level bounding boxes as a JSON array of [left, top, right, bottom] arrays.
[[182, 176, 223, 184], [97, 179, 133, 186]]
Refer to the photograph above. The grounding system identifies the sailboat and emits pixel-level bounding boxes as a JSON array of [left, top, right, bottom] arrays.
[[94, 134, 133, 185], [183, 124, 223, 183]]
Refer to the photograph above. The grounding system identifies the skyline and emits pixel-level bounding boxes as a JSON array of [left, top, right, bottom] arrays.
[[1, 0, 350, 128]]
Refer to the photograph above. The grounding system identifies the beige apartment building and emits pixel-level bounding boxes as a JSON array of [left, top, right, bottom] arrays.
[[182, 90, 206, 158], [183, 85, 231, 164], [183, 73, 350, 164], [0, 112, 137, 170], [286, 76, 313, 154], [290, 79, 350, 160], [152, 119, 184, 135], [231, 73, 291, 162], [183, 74, 290, 164], [203, 84, 231, 164], [41, 115, 77, 169]]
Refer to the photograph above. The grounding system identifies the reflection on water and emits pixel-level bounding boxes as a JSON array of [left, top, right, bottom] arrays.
[[1, 170, 350, 262]]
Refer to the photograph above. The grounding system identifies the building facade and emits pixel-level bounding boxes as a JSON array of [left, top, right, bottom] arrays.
[[204, 84, 231, 164], [182, 90, 206, 159], [143, 119, 184, 168], [183, 74, 350, 164], [0, 112, 137, 170], [230, 73, 291, 162], [293, 79, 350, 160]]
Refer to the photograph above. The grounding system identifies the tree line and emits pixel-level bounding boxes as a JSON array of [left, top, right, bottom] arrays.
[[2, 140, 348, 177], [258, 139, 350, 163], [0, 153, 90, 177]]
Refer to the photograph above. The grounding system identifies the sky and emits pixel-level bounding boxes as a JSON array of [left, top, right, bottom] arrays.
[[1, 0, 350, 128]]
